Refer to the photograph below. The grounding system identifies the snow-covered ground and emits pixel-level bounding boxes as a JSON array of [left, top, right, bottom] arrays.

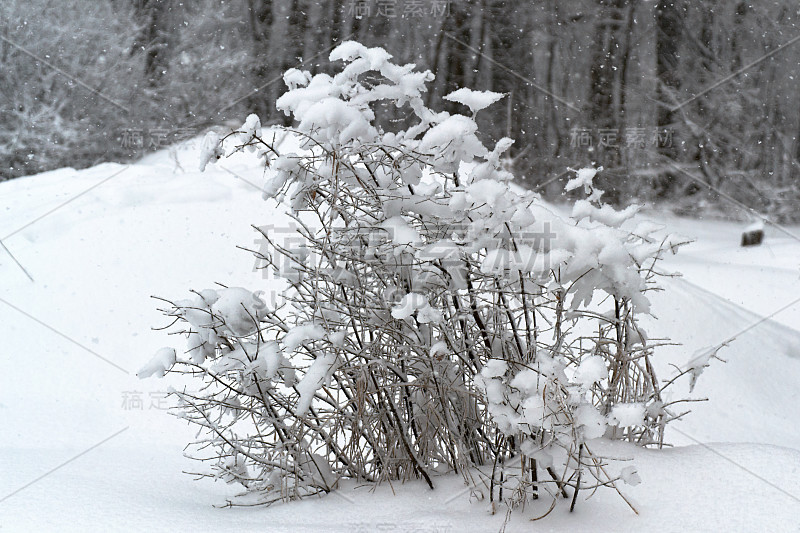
[[2, 139, 799, 531]]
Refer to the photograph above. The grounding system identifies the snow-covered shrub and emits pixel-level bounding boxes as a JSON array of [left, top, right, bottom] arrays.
[[143, 41, 688, 513]]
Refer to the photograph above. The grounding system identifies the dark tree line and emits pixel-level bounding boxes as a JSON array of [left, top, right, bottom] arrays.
[[3, 0, 800, 219]]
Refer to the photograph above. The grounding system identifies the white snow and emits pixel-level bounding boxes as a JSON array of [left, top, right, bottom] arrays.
[[211, 286, 267, 336], [198, 131, 223, 171], [294, 352, 338, 416], [443, 88, 506, 114], [136, 347, 176, 379], [574, 356, 607, 387], [610, 403, 646, 427], [482, 359, 508, 379], [574, 403, 607, 440], [620, 465, 642, 486], [572, 200, 640, 228], [2, 136, 800, 531], [381, 215, 421, 247], [419, 114, 488, 172], [565, 166, 601, 193], [390, 292, 441, 323], [283, 323, 326, 352], [282, 68, 312, 90]]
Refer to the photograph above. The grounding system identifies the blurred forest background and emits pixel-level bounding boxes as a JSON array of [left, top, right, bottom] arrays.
[[2, 0, 800, 219]]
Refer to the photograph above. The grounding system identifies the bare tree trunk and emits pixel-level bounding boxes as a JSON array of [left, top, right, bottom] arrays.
[[545, 0, 563, 158], [247, 0, 274, 119], [618, 1, 638, 141], [590, 0, 625, 200], [654, 0, 684, 198], [132, 0, 173, 87], [302, 0, 324, 65], [486, 2, 533, 152], [439, 1, 475, 113], [655, 0, 682, 134]]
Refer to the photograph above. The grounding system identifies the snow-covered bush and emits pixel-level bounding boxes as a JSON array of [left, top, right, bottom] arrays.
[[143, 41, 688, 514]]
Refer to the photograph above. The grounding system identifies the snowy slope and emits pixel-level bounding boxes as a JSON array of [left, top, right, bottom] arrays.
[[654, 211, 800, 329], [1, 138, 799, 531], [646, 213, 800, 449]]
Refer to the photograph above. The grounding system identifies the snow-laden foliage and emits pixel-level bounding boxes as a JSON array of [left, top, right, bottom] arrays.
[[143, 41, 691, 514]]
